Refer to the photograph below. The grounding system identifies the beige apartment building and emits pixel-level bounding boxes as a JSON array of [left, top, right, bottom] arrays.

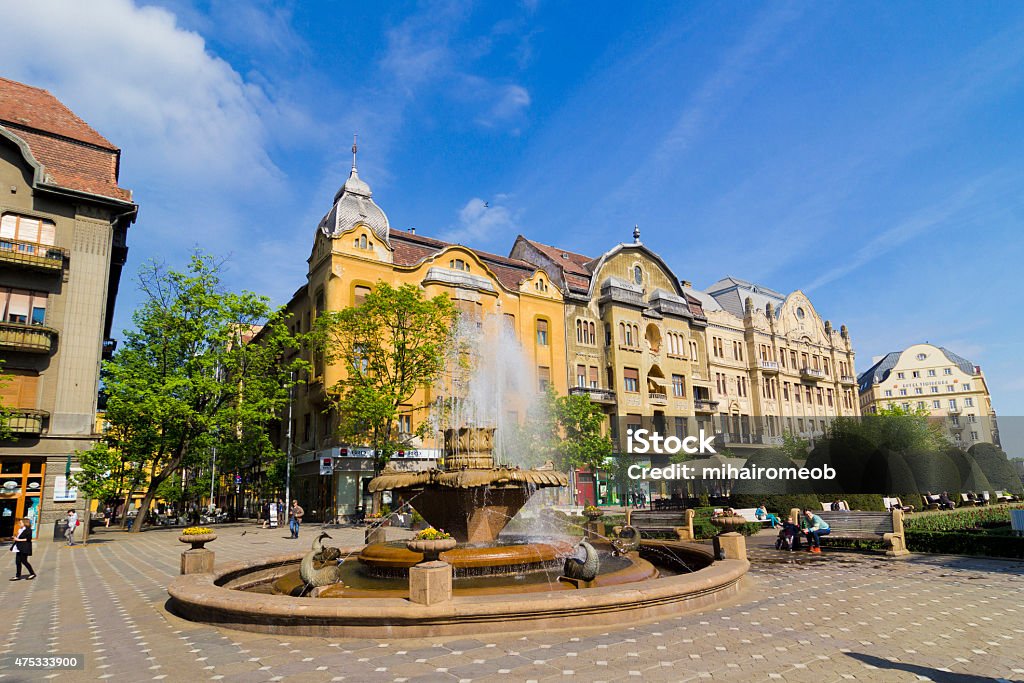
[[683, 277, 860, 454], [0, 77, 136, 538], [858, 342, 999, 448], [511, 228, 716, 503]]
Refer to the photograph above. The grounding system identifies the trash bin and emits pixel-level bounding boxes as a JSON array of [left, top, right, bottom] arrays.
[[53, 519, 67, 541]]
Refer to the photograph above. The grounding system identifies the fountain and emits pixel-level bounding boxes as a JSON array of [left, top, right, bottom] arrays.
[[166, 314, 750, 637]]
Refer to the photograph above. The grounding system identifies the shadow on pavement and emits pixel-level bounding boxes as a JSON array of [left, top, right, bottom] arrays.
[[845, 652, 1021, 682]]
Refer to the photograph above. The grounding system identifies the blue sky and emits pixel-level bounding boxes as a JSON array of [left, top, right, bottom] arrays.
[[3, 1, 1023, 452]]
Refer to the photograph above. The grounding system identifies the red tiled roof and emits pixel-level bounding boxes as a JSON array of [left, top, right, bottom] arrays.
[[390, 230, 541, 291], [515, 236, 595, 293], [0, 77, 132, 203]]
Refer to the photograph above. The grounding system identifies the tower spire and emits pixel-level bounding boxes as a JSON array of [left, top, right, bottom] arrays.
[[351, 134, 358, 172], [633, 224, 641, 244]]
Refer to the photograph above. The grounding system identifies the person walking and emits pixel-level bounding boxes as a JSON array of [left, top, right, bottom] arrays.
[[65, 510, 78, 546], [9, 518, 35, 581], [104, 504, 113, 528], [289, 500, 303, 539]]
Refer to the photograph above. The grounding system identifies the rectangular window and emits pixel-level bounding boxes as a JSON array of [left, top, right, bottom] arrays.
[[589, 366, 599, 389], [897, 372, 905, 379], [354, 285, 371, 306], [884, 390, 893, 397], [915, 388, 923, 394], [932, 400, 940, 409], [928, 369, 936, 377], [947, 385, 955, 392], [674, 416, 686, 439], [912, 371, 920, 378], [537, 366, 550, 391], [1, 288, 47, 325], [536, 319, 548, 346], [944, 368, 952, 375], [971, 431, 979, 440], [899, 389, 908, 396], [0, 213, 56, 246], [672, 374, 685, 398], [623, 367, 640, 393], [576, 364, 587, 388], [398, 414, 412, 434], [949, 399, 957, 409], [964, 398, 974, 407], [962, 383, 970, 391], [931, 386, 938, 393]]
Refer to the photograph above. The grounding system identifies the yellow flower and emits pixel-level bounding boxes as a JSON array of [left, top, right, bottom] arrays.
[[182, 526, 214, 535]]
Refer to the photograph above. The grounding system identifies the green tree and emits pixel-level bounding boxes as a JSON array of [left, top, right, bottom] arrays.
[[553, 391, 613, 472], [780, 432, 810, 462], [313, 282, 456, 475], [92, 252, 306, 532], [968, 442, 1024, 494]]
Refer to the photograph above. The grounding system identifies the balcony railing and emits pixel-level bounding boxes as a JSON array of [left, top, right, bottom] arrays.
[[947, 406, 962, 415], [0, 239, 66, 272], [693, 398, 719, 412], [756, 360, 779, 373], [648, 391, 667, 405], [1, 409, 48, 435], [840, 374, 857, 385], [0, 321, 58, 353], [800, 367, 826, 381], [569, 386, 616, 404]]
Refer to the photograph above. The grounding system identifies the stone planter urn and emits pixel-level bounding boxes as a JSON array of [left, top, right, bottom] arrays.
[[583, 508, 604, 521], [179, 533, 217, 550], [407, 537, 457, 562], [709, 515, 747, 535]]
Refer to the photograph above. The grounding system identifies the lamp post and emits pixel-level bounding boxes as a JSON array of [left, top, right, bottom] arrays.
[[284, 371, 294, 512]]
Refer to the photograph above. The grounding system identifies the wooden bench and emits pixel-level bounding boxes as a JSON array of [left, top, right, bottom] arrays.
[[819, 501, 850, 512], [883, 497, 915, 513], [789, 508, 909, 557], [622, 509, 695, 541]]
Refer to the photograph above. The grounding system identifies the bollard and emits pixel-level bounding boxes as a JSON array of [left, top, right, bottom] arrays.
[[408, 561, 453, 605]]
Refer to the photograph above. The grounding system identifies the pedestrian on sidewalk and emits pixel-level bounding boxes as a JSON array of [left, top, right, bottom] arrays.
[[289, 500, 303, 538], [10, 518, 36, 580], [65, 510, 78, 546]]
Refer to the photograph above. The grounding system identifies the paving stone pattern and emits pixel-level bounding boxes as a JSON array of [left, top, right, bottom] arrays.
[[0, 525, 1022, 682]]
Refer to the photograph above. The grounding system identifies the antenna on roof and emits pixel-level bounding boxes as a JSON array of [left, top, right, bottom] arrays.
[[351, 134, 358, 172]]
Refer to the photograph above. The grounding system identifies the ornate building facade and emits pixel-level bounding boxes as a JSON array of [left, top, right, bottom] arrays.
[[0, 77, 136, 537], [858, 342, 999, 448], [278, 156, 568, 518], [685, 277, 860, 453]]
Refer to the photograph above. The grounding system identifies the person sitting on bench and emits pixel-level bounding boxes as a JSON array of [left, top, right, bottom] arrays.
[[755, 504, 780, 528], [802, 509, 831, 553]]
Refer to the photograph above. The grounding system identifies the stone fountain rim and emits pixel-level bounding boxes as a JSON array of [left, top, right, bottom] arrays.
[[166, 541, 748, 638]]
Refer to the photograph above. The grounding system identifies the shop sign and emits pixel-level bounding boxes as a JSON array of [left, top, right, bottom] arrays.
[[53, 475, 77, 502]]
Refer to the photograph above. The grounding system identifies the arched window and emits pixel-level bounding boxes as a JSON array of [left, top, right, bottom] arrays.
[[576, 319, 583, 344], [536, 319, 549, 346], [589, 322, 596, 345], [633, 265, 643, 285], [619, 322, 626, 344], [359, 234, 367, 249]]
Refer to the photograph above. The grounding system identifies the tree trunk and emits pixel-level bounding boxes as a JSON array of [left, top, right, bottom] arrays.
[[129, 485, 160, 532]]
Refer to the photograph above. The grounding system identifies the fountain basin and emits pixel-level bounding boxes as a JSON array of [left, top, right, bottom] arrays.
[[167, 540, 749, 638], [358, 539, 575, 578]]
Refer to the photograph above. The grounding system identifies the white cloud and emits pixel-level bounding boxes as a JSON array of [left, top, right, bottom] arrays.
[[0, 0, 283, 206], [441, 197, 520, 244]]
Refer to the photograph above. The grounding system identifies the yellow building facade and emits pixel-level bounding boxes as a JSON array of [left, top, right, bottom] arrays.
[[280, 160, 567, 518], [857, 342, 999, 448]]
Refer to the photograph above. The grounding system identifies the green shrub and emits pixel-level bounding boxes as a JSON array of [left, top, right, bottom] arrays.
[[729, 494, 819, 517], [906, 530, 1024, 559], [968, 443, 1024, 494]]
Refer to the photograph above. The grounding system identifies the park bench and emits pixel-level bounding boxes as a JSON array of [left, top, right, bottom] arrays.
[[819, 501, 850, 512], [995, 490, 1019, 503], [788, 508, 909, 557], [622, 508, 695, 540], [883, 497, 915, 513], [733, 508, 774, 525]]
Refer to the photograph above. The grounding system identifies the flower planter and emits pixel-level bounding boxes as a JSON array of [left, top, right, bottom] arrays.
[[406, 537, 457, 562], [179, 533, 217, 550], [583, 509, 604, 521], [709, 515, 747, 535]]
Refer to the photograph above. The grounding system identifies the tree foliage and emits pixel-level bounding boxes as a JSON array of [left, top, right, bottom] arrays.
[[78, 253, 306, 531], [552, 391, 613, 472], [313, 282, 456, 473]]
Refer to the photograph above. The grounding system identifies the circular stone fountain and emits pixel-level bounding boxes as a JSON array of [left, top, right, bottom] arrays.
[[167, 426, 750, 637]]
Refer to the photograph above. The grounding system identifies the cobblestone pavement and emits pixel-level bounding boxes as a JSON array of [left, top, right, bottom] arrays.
[[0, 524, 1022, 682]]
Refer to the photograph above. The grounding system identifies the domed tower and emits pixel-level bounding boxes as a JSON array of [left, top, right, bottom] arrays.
[[317, 137, 390, 246]]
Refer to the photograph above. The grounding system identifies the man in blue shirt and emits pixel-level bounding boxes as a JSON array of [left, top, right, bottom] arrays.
[[802, 509, 830, 553]]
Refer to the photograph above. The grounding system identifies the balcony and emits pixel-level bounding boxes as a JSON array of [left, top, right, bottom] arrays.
[[948, 421, 965, 431], [0, 239, 67, 273], [947, 406, 962, 415], [840, 374, 857, 385], [800, 367, 826, 381], [1, 409, 48, 435], [0, 321, 58, 354], [693, 398, 720, 413], [648, 391, 667, 405], [569, 386, 616, 405], [756, 360, 779, 373]]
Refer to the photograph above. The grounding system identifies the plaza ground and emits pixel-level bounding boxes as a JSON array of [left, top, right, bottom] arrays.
[[1, 524, 1022, 682]]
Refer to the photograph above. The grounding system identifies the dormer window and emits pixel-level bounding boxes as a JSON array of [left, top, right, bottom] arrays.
[[535, 277, 547, 292], [449, 259, 469, 272]]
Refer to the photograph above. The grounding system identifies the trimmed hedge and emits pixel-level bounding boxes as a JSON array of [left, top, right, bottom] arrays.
[[904, 504, 1024, 532], [906, 530, 1024, 559]]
